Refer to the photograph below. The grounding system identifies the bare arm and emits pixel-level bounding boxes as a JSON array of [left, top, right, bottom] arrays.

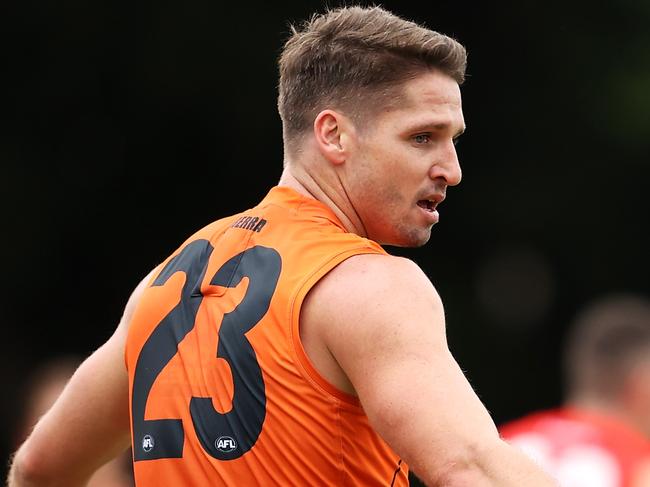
[[7, 270, 155, 487], [304, 254, 557, 487]]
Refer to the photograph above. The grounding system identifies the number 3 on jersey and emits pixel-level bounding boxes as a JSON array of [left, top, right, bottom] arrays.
[[131, 240, 282, 461]]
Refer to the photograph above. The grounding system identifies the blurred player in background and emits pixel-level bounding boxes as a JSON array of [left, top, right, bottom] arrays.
[[11, 356, 134, 487], [500, 294, 650, 486], [8, 6, 557, 486]]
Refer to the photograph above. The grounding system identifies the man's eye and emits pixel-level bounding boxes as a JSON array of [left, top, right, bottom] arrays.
[[453, 137, 461, 146], [413, 134, 430, 144]]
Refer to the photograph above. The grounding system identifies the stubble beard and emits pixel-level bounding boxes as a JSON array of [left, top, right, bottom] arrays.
[[394, 221, 433, 248], [369, 187, 433, 248]]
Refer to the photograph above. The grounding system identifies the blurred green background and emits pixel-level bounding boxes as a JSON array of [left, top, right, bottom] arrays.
[[1, 0, 649, 483]]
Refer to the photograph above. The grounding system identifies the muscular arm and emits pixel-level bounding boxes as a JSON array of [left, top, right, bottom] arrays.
[[7, 270, 155, 487], [303, 254, 557, 487]]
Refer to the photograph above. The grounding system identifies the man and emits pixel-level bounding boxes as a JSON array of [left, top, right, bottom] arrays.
[[8, 6, 556, 486], [500, 294, 650, 486]]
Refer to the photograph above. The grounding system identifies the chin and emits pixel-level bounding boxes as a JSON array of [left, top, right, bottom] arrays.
[[403, 234, 432, 248], [379, 228, 432, 248]]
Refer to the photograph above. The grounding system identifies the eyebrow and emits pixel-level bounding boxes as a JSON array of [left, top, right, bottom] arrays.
[[408, 121, 466, 139]]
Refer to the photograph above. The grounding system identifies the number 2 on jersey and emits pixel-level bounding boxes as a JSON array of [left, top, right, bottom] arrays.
[[131, 240, 282, 461]]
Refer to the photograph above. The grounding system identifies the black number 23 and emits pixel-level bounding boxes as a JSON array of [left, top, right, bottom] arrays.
[[131, 240, 282, 462]]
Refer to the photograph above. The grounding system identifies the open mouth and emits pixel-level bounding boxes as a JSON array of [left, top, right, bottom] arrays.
[[417, 200, 436, 212]]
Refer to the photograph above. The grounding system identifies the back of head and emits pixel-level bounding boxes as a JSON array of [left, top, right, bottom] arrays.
[[563, 293, 650, 402], [277, 6, 467, 156]]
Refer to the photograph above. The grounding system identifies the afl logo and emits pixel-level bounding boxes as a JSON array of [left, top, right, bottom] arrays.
[[215, 436, 237, 453], [142, 434, 155, 452]]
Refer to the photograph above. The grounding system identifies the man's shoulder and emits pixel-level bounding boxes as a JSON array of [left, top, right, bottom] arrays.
[[333, 252, 428, 279], [322, 253, 436, 298], [305, 252, 444, 335], [300, 252, 449, 399]]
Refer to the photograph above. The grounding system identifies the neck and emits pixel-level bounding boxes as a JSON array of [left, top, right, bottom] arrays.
[[277, 164, 368, 238]]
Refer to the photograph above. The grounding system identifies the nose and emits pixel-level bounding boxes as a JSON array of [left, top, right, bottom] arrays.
[[429, 141, 462, 186]]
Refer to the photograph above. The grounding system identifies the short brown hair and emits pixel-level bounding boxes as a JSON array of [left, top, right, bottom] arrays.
[[564, 294, 650, 399], [277, 6, 467, 152]]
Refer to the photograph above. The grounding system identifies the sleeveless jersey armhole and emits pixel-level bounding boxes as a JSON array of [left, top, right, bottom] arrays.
[[289, 246, 384, 409], [123, 263, 165, 371]]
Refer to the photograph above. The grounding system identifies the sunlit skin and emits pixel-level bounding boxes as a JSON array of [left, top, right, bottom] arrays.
[[341, 70, 465, 247]]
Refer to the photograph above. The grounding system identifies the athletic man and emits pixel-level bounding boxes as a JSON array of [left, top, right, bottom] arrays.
[[500, 294, 650, 486], [8, 6, 557, 486]]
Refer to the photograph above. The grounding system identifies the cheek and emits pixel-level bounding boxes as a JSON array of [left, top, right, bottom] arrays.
[[357, 157, 399, 199], [365, 145, 409, 183], [351, 139, 413, 207]]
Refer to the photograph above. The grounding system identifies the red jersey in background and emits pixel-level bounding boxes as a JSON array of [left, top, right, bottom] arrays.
[[500, 407, 650, 487]]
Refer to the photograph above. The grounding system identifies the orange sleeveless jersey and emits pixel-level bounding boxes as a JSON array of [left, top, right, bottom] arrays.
[[125, 187, 409, 486]]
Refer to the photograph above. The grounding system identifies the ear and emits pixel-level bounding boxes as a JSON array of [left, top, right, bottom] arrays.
[[313, 110, 354, 165]]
